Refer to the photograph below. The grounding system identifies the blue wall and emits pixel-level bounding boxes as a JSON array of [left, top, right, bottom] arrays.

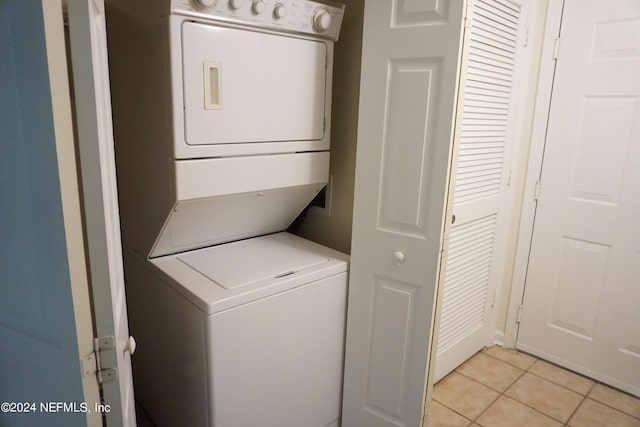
[[0, 1, 86, 425]]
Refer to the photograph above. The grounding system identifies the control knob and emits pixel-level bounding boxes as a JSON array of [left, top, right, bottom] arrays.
[[228, 0, 243, 10], [273, 3, 287, 19], [191, 0, 218, 9], [252, 0, 265, 14], [312, 8, 332, 32]]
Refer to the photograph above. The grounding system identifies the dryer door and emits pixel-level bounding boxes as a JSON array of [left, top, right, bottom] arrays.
[[181, 22, 328, 148]]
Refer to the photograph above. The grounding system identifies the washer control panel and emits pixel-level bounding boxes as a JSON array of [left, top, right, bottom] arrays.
[[172, 0, 345, 40]]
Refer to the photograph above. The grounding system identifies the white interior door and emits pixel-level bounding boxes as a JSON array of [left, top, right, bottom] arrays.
[[67, 0, 137, 423], [341, 1, 465, 426], [517, 0, 640, 397], [435, 0, 530, 381]]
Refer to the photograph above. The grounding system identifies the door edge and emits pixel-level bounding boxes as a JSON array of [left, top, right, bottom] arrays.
[[504, 0, 565, 348]]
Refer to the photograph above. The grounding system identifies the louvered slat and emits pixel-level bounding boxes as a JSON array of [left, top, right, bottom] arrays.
[[438, 214, 499, 351], [454, 0, 519, 204], [478, 0, 520, 23], [439, 0, 522, 362], [472, 26, 518, 51], [475, 4, 519, 31]]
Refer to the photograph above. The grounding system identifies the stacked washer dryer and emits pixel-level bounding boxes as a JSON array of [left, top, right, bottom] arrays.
[[105, 0, 347, 426]]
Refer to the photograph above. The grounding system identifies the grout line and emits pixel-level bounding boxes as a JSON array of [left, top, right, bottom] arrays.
[[582, 395, 640, 422], [585, 384, 640, 421], [519, 357, 582, 425], [449, 350, 530, 425], [562, 384, 594, 426], [430, 398, 474, 425], [481, 347, 537, 371], [510, 347, 640, 413], [525, 365, 640, 421], [469, 368, 527, 425], [454, 368, 516, 394], [433, 347, 640, 426], [525, 369, 591, 396], [441, 348, 573, 426]]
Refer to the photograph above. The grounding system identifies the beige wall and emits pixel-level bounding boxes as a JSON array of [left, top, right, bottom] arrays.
[[296, 0, 364, 255]]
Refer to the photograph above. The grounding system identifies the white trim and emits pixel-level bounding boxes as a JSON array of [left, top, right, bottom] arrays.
[[504, 0, 565, 348], [41, 1, 102, 425], [482, 0, 535, 353], [67, 0, 136, 423]]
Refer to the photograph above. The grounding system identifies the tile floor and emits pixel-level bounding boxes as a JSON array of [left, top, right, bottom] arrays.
[[429, 346, 640, 427]]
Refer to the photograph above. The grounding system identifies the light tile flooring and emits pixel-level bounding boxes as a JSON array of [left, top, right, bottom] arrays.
[[429, 346, 640, 427]]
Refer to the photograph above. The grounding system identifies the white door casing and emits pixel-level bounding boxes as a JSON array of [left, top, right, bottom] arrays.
[[516, 0, 640, 397], [42, 1, 103, 425], [341, 1, 465, 426], [435, 0, 531, 381], [67, 0, 137, 424], [504, 0, 563, 349]]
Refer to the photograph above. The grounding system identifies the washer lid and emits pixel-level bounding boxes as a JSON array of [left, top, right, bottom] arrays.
[[176, 235, 329, 289]]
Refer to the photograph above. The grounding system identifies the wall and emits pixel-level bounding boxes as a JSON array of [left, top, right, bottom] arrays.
[[296, 0, 364, 255], [0, 1, 86, 425]]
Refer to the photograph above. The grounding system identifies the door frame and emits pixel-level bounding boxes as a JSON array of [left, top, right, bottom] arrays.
[[66, 0, 137, 423], [503, 0, 564, 347], [42, 1, 103, 425], [435, 0, 544, 382]]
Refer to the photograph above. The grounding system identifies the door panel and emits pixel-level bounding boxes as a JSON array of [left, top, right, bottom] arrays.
[[182, 22, 327, 145], [436, 0, 529, 381], [517, 0, 640, 397], [342, 1, 465, 426], [67, 0, 137, 423]]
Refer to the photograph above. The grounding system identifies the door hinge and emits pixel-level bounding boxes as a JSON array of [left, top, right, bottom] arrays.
[[553, 37, 561, 60], [80, 336, 118, 384], [516, 305, 524, 323], [491, 290, 497, 308], [440, 234, 450, 259], [534, 180, 543, 201]]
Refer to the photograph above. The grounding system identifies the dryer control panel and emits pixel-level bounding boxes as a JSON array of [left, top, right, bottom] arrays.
[[172, 0, 345, 41]]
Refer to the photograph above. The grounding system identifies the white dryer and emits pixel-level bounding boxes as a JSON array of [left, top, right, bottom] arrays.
[[106, 0, 344, 259], [105, 0, 347, 425]]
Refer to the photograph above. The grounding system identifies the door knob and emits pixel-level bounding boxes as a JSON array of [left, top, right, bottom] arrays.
[[393, 251, 405, 264], [125, 336, 137, 355]]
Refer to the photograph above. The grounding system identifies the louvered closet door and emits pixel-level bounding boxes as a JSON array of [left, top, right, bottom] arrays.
[[435, 0, 529, 381]]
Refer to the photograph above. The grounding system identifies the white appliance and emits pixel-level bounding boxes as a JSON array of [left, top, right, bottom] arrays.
[[105, 0, 347, 425], [125, 233, 348, 426]]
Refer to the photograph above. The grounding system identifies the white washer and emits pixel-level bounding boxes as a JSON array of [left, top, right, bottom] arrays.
[[126, 233, 348, 426]]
